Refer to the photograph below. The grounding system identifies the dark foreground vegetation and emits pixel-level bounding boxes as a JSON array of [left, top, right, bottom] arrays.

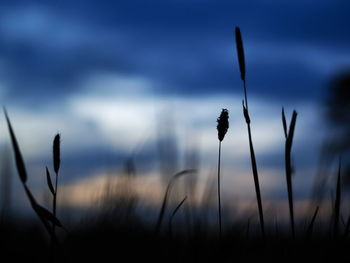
[[1, 218, 350, 263]]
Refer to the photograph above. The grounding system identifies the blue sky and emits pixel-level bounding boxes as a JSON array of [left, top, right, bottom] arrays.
[[0, 0, 349, 218]]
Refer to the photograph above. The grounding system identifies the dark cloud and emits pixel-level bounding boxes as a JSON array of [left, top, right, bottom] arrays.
[[0, 0, 349, 108]]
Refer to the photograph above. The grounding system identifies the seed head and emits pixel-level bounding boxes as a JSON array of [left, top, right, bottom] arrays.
[[235, 27, 246, 82], [217, 109, 229, 141], [53, 134, 60, 174]]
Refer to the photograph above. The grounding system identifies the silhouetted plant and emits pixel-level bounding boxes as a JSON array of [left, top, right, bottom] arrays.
[[4, 109, 63, 242], [235, 26, 265, 238], [45, 134, 61, 261], [216, 108, 229, 236], [282, 108, 297, 237], [52, 134, 61, 234]]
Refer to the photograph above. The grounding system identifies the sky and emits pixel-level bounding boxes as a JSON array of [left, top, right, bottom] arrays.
[[0, 0, 349, 221]]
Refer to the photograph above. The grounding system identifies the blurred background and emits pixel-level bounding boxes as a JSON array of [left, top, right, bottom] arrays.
[[0, 0, 349, 228]]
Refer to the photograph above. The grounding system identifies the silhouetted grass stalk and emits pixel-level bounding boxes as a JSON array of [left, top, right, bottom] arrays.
[[216, 109, 229, 237], [52, 134, 60, 236], [235, 27, 265, 238], [282, 108, 297, 237], [46, 134, 61, 262], [217, 141, 222, 236]]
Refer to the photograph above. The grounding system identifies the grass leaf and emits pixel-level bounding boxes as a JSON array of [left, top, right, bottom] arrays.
[[23, 184, 57, 240], [282, 107, 287, 139], [173, 169, 197, 179], [306, 206, 319, 239], [35, 204, 63, 227], [46, 167, 55, 195], [4, 108, 27, 183], [168, 196, 187, 234], [284, 109, 297, 237], [286, 110, 297, 148], [170, 196, 187, 220]]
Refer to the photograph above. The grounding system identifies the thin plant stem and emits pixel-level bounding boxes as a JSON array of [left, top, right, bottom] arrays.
[[51, 172, 59, 263], [243, 80, 265, 238], [285, 140, 295, 237], [217, 141, 222, 237], [283, 109, 297, 238], [246, 121, 265, 238], [53, 172, 59, 234]]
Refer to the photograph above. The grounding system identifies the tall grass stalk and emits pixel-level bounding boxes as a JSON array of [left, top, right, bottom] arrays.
[[216, 109, 229, 237], [52, 134, 61, 235], [45, 134, 61, 262], [282, 108, 297, 237], [235, 27, 265, 238]]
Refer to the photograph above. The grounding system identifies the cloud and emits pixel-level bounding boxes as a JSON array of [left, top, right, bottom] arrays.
[[1, 84, 323, 189], [0, 1, 350, 109]]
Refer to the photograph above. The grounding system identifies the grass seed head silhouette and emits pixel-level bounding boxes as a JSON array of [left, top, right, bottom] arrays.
[[53, 134, 60, 174], [235, 27, 245, 82], [217, 109, 229, 141]]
